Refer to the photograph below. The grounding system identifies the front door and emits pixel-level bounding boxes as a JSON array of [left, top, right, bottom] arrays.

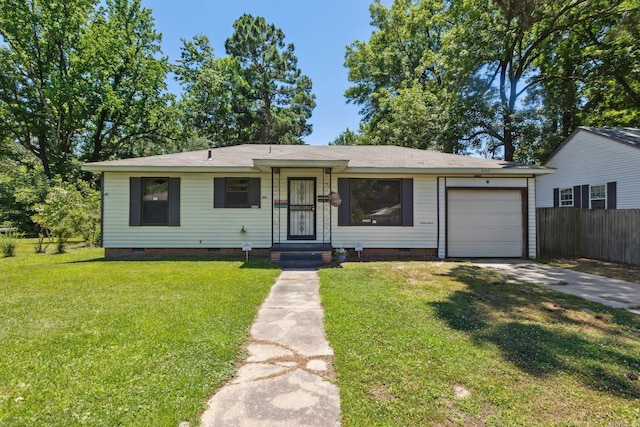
[[288, 178, 316, 240]]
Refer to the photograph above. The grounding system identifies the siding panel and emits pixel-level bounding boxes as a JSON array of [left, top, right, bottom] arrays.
[[536, 131, 640, 208]]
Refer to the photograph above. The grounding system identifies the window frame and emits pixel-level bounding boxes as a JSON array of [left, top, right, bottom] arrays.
[[337, 178, 414, 227], [559, 187, 573, 207], [590, 184, 606, 209], [214, 177, 261, 209], [129, 177, 180, 227]]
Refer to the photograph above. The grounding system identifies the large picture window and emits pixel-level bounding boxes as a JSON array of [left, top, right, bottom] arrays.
[[129, 177, 180, 226], [338, 178, 413, 226]]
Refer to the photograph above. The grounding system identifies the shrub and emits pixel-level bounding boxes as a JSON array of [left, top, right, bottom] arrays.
[[0, 231, 23, 257], [31, 180, 100, 253]]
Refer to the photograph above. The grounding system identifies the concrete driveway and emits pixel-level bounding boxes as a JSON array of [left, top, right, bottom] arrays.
[[471, 260, 640, 315]]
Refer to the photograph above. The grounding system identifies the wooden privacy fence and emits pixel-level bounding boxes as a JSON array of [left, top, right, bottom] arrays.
[[537, 208, 640, 266]]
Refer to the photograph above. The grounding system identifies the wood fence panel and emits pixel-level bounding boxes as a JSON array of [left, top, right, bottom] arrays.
[[537, 208, 640, 266]]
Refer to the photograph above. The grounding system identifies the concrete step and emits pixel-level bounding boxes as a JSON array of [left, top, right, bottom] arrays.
[[279, 252, 324, 269]]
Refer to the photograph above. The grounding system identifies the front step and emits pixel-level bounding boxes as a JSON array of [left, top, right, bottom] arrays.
[[278, 252, 324, 269]]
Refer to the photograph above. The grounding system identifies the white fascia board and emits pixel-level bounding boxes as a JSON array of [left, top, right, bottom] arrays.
[[343, 167, 554, 176], [81, 165, 259, 173]]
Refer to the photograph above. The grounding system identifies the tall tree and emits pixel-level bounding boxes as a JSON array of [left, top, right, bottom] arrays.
[[0, 0, 95, 178], [346, 0, 637, 162], [0, 0, 174, 179], [174, 35, 255, 147], [225, 14, 316, 145], [79, 0, 177, 162]]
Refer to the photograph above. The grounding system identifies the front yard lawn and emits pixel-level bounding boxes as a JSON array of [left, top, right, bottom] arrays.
[[0, 244, 280, 426], [320, 262, 640, 426]]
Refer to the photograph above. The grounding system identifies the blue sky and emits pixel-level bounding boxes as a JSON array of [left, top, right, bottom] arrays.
[[148, 0, 387, 146]]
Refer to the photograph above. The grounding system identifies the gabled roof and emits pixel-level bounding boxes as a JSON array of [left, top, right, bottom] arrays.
[[82, 144, 551, 175], [543, 126, 640, 165]]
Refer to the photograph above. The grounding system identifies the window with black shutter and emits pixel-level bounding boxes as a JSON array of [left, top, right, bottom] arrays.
[[214, 178, 261, 208], [129, 177, 180, 226]]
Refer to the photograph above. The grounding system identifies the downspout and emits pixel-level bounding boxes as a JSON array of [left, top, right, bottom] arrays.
[[271, 168, 274, 248], [100, 172, 105, 248]]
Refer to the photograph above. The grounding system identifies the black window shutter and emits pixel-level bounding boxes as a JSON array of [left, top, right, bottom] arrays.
[[553, 188, 559, 207], [581, 185, 589, 208], [337, 178, 349, 226], [169, 178, 180, 226], [129, 177, 141, 226], [573, 185, 581, 208], [249, 178, 261, 207], [607, 181, 617, 209], [214, 178, 226, 208], [402, 179, 414, 226]]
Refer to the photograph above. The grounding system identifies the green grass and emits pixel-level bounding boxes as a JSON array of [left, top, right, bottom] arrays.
[[0, 241, 280, 426], [320, 262, 640, 426]]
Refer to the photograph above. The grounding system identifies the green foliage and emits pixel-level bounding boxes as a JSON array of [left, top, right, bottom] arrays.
[[330, 128, 361, 145], [346, 0, 639, 163], [0, 246, 280, 425], [0, 0, 175, 179], [0, 231, 22, 257], [0, 165, 50, 235], [175, 14, 316, 146], [31, 180, 100, 252]]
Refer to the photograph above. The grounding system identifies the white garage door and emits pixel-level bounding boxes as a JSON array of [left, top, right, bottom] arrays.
[[447, 189, 523, 257]]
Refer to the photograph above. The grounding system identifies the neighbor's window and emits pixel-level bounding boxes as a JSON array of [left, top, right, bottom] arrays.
[[142, 178, 169, 225], [559, 188, 573, 207], [349, 179, 402, 225], [590, 185, 606, 209]]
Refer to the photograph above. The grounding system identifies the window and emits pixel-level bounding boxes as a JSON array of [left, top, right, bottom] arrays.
[[337, 178, 413, 226], [214, 178, 261, 208], [142, 178, 169, 224], [129, 177, 180, 226], [590, 185, 606, 209], [559, 188, 573, 207]]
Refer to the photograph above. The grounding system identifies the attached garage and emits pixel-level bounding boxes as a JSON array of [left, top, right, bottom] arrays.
[[447, 189, 525, 258]]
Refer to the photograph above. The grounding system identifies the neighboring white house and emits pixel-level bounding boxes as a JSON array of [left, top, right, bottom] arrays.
[[82, 145, 553, 261], [536, 127, 640, 209]]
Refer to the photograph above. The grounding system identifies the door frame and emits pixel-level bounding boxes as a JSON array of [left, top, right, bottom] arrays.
[[287, 177, 317, 240]]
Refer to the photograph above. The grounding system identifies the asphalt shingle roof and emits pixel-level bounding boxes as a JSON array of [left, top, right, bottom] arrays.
[[84, 144, 546, 172], [580, 127, 640, 148]]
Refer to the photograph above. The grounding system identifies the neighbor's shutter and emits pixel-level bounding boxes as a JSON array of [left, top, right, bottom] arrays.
[[553, 188, 559, 207], [169, 178, 180, 226], [581, 185, 589, 208], [402, 179, 413, 226], [607, 181, 617, 209], [249, 178, 261, 208], [214, 178, 226, 208], [129, 177, 141, 226], [573, 185, 581, 208], [337, 178, 349, 226]]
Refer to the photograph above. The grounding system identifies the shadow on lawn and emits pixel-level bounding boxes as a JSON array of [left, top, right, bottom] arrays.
[[430, 264, 640, 399]]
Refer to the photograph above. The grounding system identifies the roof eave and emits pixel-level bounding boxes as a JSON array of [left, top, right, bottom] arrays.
[[252, 158, 349, 172], [343, 167, 554, 175], [81, 165, 259, 173]]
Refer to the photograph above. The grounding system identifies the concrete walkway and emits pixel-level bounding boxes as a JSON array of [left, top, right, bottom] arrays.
[[472, 260, 640, 315], [200, 269, 340, 427]]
